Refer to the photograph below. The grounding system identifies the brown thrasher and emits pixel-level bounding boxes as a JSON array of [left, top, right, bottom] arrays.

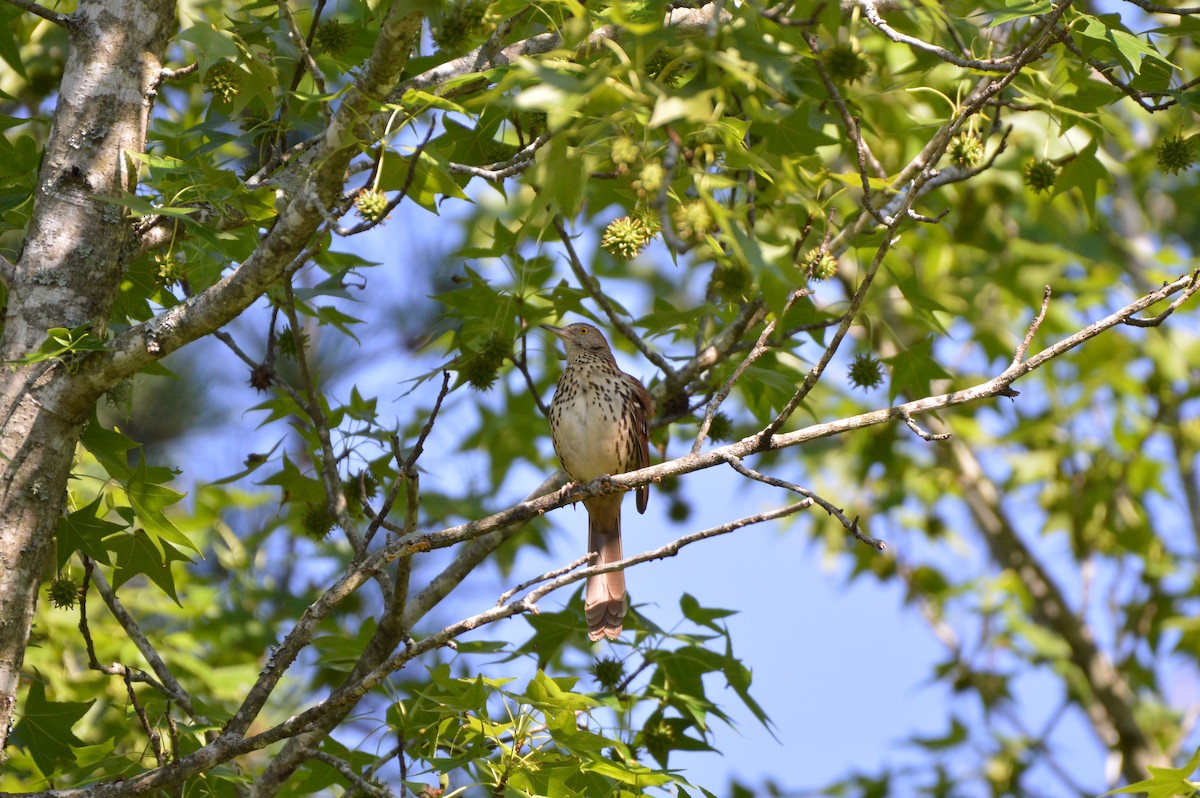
[[543, 322, 654, 641]]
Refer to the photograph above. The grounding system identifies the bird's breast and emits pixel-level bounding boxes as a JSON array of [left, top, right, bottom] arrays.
[[549, 369, 632, 482]]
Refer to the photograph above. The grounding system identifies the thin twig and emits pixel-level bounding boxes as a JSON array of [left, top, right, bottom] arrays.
[[446, 133, 553, 180], [900, 412, 951, 442], [337, 123, 438, 236], [1123, 269, 1200, 326], [404, 371, 451, 472], [653, 138, 688, 253], [308, 750, 394, 798], [77, 561, 167, 694], [280, 279, 360, 548], [850, 117, 891, 225], [125, 670, 165, 768], [280, 0, 329, 101], [552, 215, 675, 377], [87, 561, 201, 720], [497, 554, 594, 606], [692, 288, 810, 454], [857, 0, 1016, 72], [361, 373, 451, 549], [721, 454, 885, 549], [808, 42, 886, 179], [515, 326, 551, 417], [1012, 285, 1052, 366]]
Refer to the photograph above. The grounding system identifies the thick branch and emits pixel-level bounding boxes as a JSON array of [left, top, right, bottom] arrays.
[[47, 6, 426, 420]]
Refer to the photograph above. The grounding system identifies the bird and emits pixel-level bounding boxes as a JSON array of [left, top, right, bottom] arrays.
[[542, 322, 654, 641]]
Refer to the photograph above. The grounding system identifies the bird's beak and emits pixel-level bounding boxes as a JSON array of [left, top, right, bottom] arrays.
[[541, 324, 568, 339]]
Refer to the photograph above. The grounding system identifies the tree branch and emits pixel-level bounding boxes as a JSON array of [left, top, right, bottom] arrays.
[[47, 6, 427, 420], [941, 437, 1163, 781], [3, 0, 74, 28], [856, 0, 1017, 72], [552, 215, 676, 378]]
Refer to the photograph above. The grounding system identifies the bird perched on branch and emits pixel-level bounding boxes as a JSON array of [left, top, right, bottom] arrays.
[[543, 322, 654, 641]]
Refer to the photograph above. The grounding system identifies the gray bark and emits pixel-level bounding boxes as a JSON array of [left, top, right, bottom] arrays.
[[0, 0, 177, 757]]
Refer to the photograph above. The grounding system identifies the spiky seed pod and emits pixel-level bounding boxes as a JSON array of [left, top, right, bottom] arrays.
[[1156, 134, 1195, 175], [1023, 159, 1058, 194], [948, 133, 984, 169], [275, 325, 311, 361], [706, 411, 734, 442], [640, 718, 680, 761], [848, 353, 884, 390], [591, 656, 626, 690], [667, 498, 690, 522], [203, 62, 241, 104], [248, 364, 273, 392], [601, 216, 654, 259], [523, 112, 548, 138], [48, 574, 81, 610], [710, 262, 750, 300], [342, 473, 380, 518], [673, 200, 714, 242], [800, 248, 838, 281], [645, 47, 683, 87], [301, 503, 337, 539], [354, 189, 390, 222], [314, 19, 352, 54], [432, 0, 491, 52], [480, 333, 513, 368], [459, 334, 511, 392], [823, 42, 870, 83]]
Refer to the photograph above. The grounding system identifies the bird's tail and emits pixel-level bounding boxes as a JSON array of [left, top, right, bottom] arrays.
[[586, 496, 627, 641]]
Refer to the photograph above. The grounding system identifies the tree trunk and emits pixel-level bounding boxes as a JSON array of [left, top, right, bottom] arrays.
[[0, 0, 176, 758]]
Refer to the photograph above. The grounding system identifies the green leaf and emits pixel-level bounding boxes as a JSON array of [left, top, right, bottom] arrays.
[[108, 527, 192, 603], [80, 411, 140, 480], [1106, 747, 1200, 798], [988, 0, 1053, 25], [680, 593, 737, 632], [11, 678, 94, 776], [203, 438, 284, 487], [753, 109, 837, 156], [523, 671, 595, 712], [885, 264, 950, 334], [126, 459, 198, 554], [0, 7, 28, 79], [56, 496, 126, 569], [13, 325, 106, 368], [720, 636, 773, 731], [378, 150, 470, 213], [909, 717, 969, 751], [1056, 140, 1107, 219], [882, 336, 951, 403], [312, 305, 364, 339], [256, 454, 326, 504], [176, 23, 240, 71]]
